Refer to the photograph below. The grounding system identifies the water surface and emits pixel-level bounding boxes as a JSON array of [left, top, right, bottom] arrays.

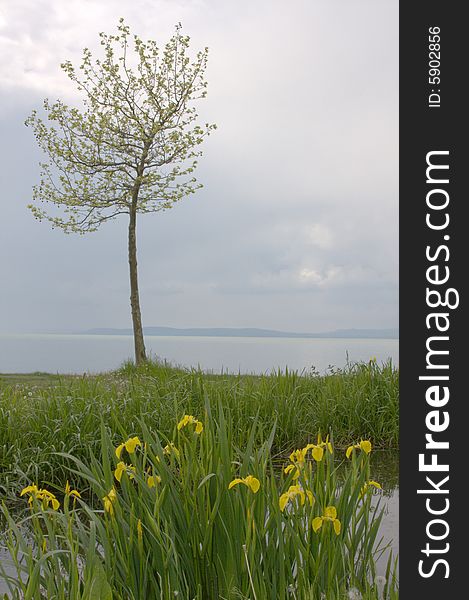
[[0, 333, 398, 374]]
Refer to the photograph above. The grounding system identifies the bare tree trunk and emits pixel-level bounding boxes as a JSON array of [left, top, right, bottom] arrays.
[[128, 204, 147, 365]]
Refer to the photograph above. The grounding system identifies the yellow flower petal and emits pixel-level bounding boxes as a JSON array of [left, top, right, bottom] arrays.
[[279, 493, 289, 511], [346, 446, 354, 459], [311, 446, 324, 462], [333, 519, 341, 535], [114, 462, 126, 482], [115, 462, 135, 481], [147, 475, 161, 488], [284, 485, 304, 505], [229, 475, 260, 493], [102, 487, 117, 515], [125, 436, 142, 454], [360, 440, 372, 454], [65, 481, 81, 498], [163, 442, 180, 459], [245, 475, 260, 493], [369, 480, 381, 489], [289, 448, 307, 465], [324, 506, 337, 520], [177, 415, 190, 430], [178, 415, 204, 433], [37, 489, 57, 501], [312, 517, 323, 532], [115, 443, 125, 459], [20, 484, 38, 497], [284, 464, 301, 479], [32, 488, 60, 511], [280, 486, 312, 512], [116, 437, 141, 460], [177, 415, 203, 432]]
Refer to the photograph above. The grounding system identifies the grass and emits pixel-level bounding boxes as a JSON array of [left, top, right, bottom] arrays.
[[0, 359, 399, 598], [0, 359, 398, 505], [1, 401, 398, 599], [0, 373, 64, 387]]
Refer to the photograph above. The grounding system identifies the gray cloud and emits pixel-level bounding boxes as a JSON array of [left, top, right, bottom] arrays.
[[0, 0, 398, 334]]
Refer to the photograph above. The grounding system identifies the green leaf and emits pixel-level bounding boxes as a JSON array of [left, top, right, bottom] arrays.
[[83, 559, 112, 600]]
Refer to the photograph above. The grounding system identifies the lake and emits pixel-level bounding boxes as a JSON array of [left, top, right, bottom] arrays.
[[0, 333, 398, 374]]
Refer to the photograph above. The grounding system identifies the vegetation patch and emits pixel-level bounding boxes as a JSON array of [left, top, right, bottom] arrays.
[[1, 401, 397, 599], [0, 360, 398, 504]]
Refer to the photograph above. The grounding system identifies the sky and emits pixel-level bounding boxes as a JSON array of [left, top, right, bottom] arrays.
[[0, 0, 398, 334]]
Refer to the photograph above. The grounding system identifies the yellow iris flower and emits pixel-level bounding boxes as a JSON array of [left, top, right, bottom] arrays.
[[147, 474, 162, 488], [279, 485, 314, 512], [284, 436, 331, 479], [315, 433, 333, 454], [303, 443, 324, 462], [114, 461, 136, 482], [360, 480, 382, 498], [283, 464, 300, 479], [102, 487, 117, 516], [163, 442, 180, 459], [65, 481, 81, 499], [40, 490, 60, 510], [20, 484, 60, 511], [284, 447, 308, 479], [177, 415, 203, 434], [20, 484, 39, 497], [289, 447, 308, 466], [312, 506, 341, 535], [145, 465, 162, 487], [228, 475, 260, 493], [346, 439, 372, 459], [115, 436, 142, 459]]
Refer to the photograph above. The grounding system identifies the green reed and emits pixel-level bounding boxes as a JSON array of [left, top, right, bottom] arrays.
[[1, 401, 398, 599], [0, 359, 398, 504]]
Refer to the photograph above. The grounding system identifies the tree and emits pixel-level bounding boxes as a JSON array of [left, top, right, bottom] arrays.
[[26, 19, 216, 365]]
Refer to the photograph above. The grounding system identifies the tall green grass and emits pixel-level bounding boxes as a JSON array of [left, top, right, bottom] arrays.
[[1, 402, 397, 599], [0, 360, 398, 504]]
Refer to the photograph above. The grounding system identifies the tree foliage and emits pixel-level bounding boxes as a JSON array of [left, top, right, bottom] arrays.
[[26, 19, 216, 233]]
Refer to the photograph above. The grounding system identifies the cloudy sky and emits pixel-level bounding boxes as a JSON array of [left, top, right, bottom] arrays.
[[0, 0, 398, 334]]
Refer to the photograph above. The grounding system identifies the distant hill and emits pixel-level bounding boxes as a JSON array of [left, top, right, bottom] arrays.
[[80, 326, 399, 339]]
